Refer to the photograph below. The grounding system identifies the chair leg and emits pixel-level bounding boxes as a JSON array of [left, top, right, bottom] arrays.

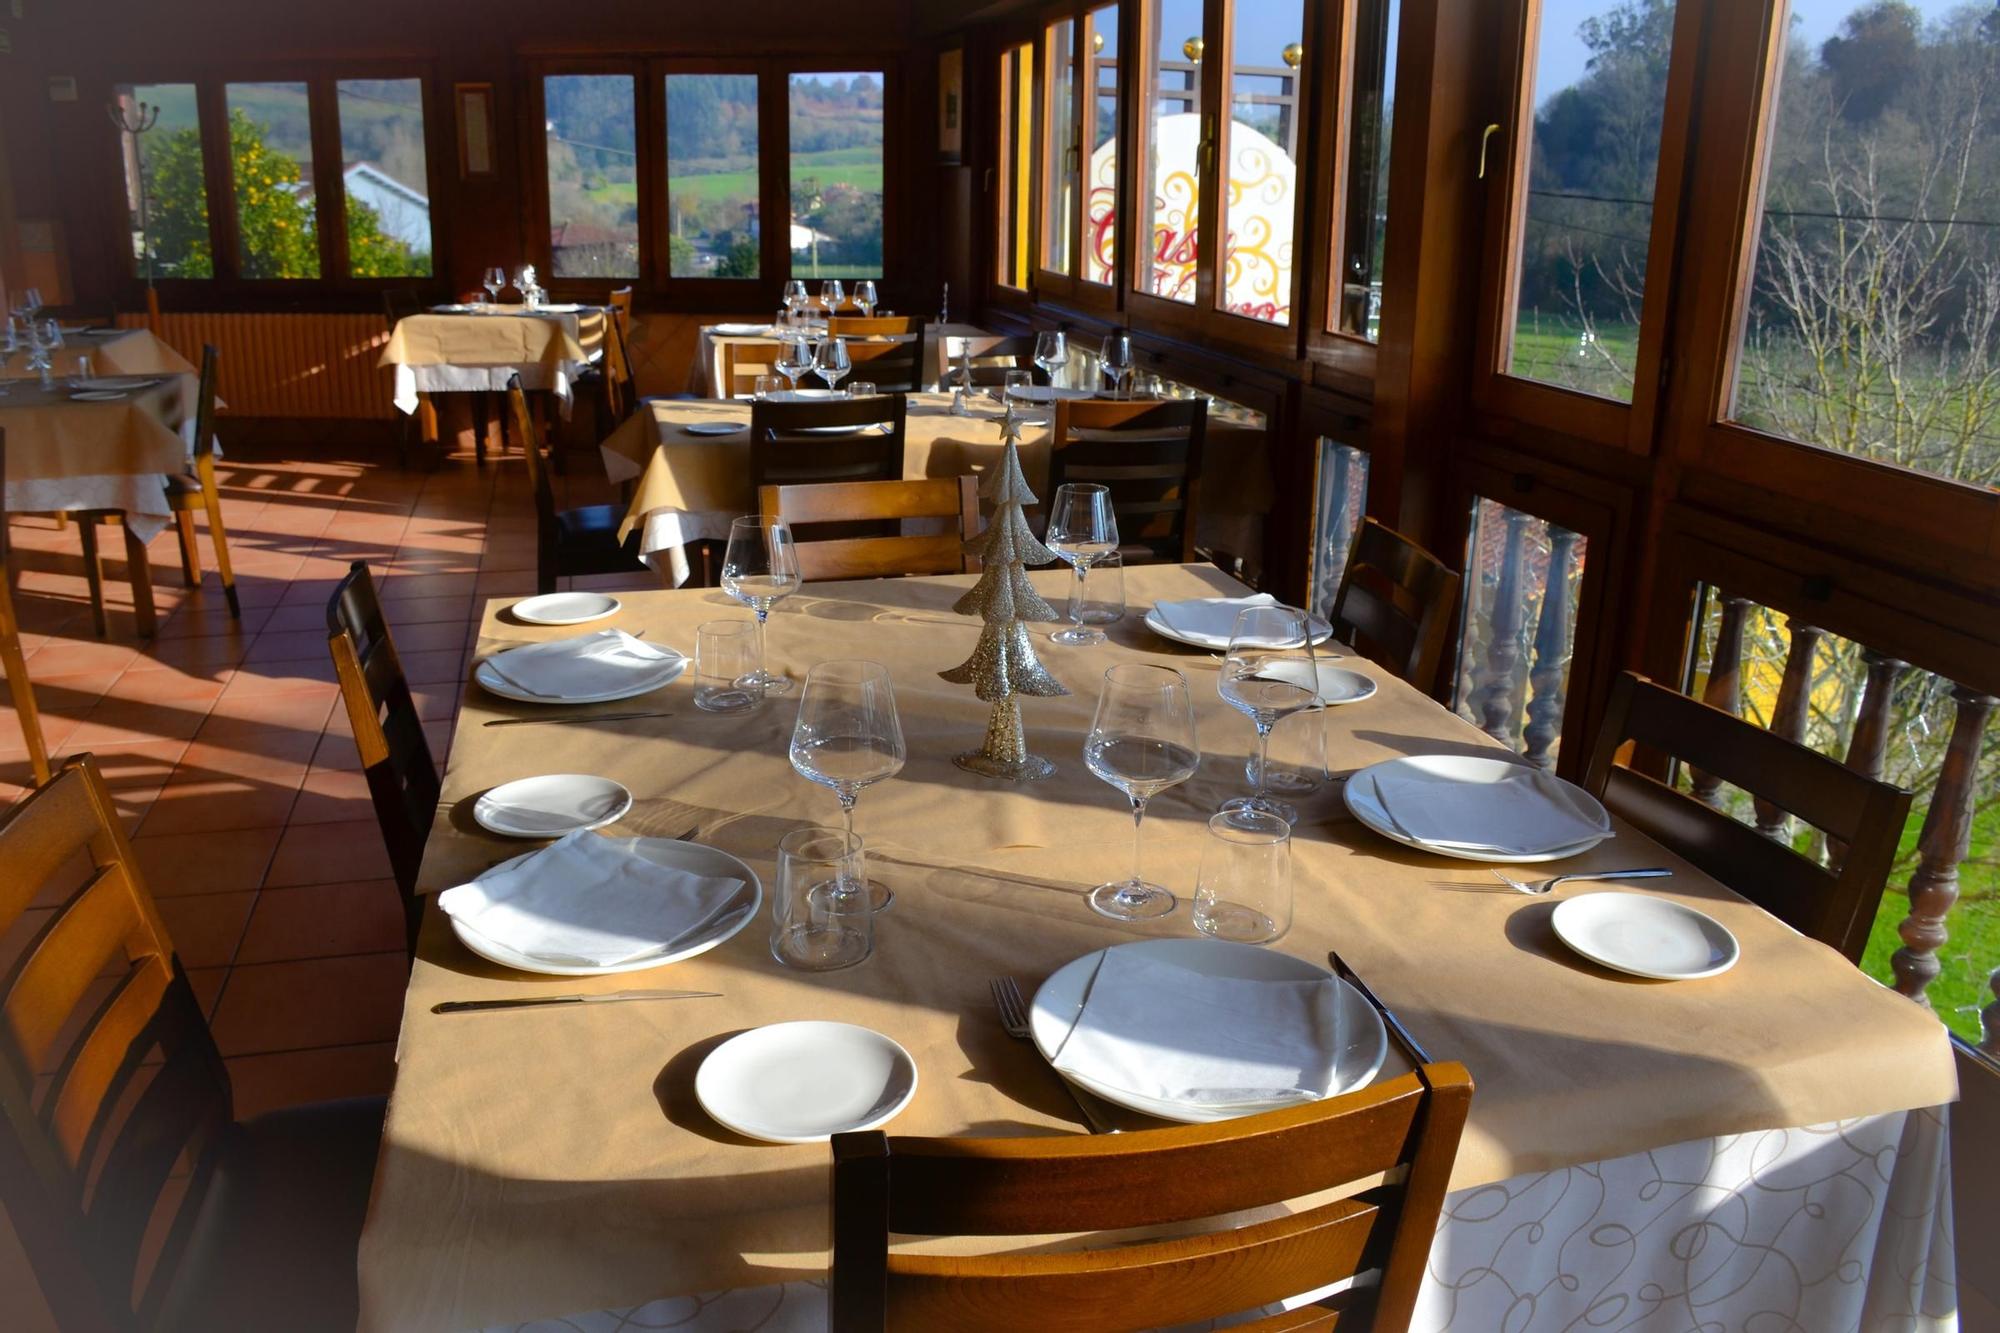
[[471, 392, 490, 465], [0, 585, 49, 786], [197, 468, 239, 619], [175, 509, 201, 585], [121, 521, 157, 638], [77, 519, 108, 638]]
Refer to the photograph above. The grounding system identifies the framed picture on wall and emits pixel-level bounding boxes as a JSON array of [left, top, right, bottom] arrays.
[[457, 83, 496, 180], [938, 48, 963, 164]]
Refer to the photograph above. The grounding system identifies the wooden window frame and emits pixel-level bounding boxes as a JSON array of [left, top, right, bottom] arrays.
[[992, 39, 1036, 298], [1031, 1, 1124, 316], [1303, 0, 1385, 390], [651, 59, 773, 302], [1076, 1, 1124, 301], [526, 58, 648, 293]]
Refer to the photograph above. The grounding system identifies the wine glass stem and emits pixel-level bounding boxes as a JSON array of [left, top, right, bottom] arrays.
[[1253, 721, 1274, 804], [754, 605, 771, 677], [1070, 560, 1090, 628], [839, 792, 857, 845], [1129, 796, 1147, 886]]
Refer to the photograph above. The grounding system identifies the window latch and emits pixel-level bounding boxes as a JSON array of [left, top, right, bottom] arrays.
[[1477, 123, 1502, 180]]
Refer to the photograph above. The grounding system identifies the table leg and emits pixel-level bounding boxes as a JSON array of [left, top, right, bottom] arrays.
[[77, 519, 108, 638], [121, 521, 157, 638]]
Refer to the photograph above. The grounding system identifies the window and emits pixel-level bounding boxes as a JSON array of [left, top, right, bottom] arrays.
[[997, 43, 1033, 290], [1334, 0, 1399, 340], [336, 79, 432, 278], [1140, 0, 1205, 304], [789, 72, 885, 280], [225, 81, 318, 279], [665, 74, 760, 279], [1452, 499, 1588, 770], [1727, 0, 2000, 493], [1084, 4, 1121, 285], [543, 74, 639, 278], [1502, 0, 1678, 401], [116, 84, 207, 279], [1217, 0, 1303, 324], [1043, 19, 1078, 277]]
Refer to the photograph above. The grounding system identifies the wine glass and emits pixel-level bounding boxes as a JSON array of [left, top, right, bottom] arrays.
[[819, 279, 846, 319], [1216, 604, 1319, 826], [816, 336, 851, 394], [1101, 330, 1135, 399], [783, 279, 809, 318], [482, 267, 506, 303], [720, 516, 802, 696], [853, 280, 878, 317], [1033, 330, 1067, 388], [1045, 483, 1119, 646], [790, 661, 906, 911], [1084, 663, 1200, 921], [773, 331, 815, 394]]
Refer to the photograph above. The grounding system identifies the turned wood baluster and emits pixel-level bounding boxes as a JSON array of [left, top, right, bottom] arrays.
[[1472, 509, 1535, 746], [1321, 446, 1354, 618], [1752, 618, 1826, 841], [1827, 650, 1907, 870], [1689, 595, 1750, 808], [1522, 529, 1580, 770], [1891, 685, 1996, 1007]]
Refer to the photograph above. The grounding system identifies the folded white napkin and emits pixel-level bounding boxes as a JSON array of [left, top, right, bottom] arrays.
[[484, 630, 681, 699], [439, 830, 745, 967], [1370, 764, 1611, 854], [1050, 950, 1343, 1106], [1151, 593, 1280, 643]]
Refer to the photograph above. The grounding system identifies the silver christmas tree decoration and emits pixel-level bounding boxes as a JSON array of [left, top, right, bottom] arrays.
[[939, 422, 1068, 780]]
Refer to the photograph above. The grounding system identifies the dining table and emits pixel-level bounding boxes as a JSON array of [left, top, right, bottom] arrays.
[[379, 303, 609, 420], [356, 563, 1958, 1333], [689, 320, 999, 398], [597, 392, 1273, 587]]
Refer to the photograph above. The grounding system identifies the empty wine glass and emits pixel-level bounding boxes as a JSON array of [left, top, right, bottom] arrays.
[[789, 661, 906, 911], [1217, 604, 1319, 826], [1033, 330, 1067, 388], [1084, 663, 1200, 921], [1101, 330, 1135, 399], [720, 516, 802, 696], [783, 279, 810, 317], [482, 267, 506, 302], [819, 279, 846, 319], [853, 280, 878, 317], [773, 331, 815, 393], [1045, 483, 1119, 646], [816, 336, 851, 394]]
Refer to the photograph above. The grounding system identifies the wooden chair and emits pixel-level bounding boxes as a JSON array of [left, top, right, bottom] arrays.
[[845, 324, 928, 393], [831, 1061, 1474, 1332], [760, 476, 981, 582], [0, 757, 385, 1332], [1583, 671, 1914, 962], [1328, 518, 1462, 698], [720, 340, 776, 398], [507, 377, 647, 595], [1049, 398, 1207, 565], [829, 314, 922, 337], [326, 561, 438, 956], [0, 436, 51, 785], [163, 344, 238, 618], [749, 393, 907, 490]]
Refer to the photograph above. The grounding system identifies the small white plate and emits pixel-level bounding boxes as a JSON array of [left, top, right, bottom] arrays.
[[683, 420, 746, 436], [1342, 755, 1613, 863], [712, 323, 771, 336], [68, 390, 129, 402], [449, 838, 761, 976], [696, 1022, 918, 1144], [474, 649, 686, 705], [509, 592, 621, 626], [1314, 666, 1377, 704], [1552, 892, 1740, 980], [473, 774, 633, 838], [1029, 939, 1387, 1124], [1142, 604, 1335, 651], [1007, 385, 1098, 403]]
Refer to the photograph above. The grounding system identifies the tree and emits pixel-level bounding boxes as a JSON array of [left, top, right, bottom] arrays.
[[1822, 2, 1922, 122]]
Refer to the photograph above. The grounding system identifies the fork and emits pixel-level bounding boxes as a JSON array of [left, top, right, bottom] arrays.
[[1489, 867, 1673, 895], [990, 977, 1120, 1135]]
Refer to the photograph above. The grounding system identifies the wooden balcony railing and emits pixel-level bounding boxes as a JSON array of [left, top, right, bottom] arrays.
[[1454, 501, 1585, 770]]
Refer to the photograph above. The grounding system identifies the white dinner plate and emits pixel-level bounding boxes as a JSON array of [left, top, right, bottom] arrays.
[[1313, 665, 1377, 704], [712, 323, 770, 336], [474, 649, 686, 705], [508, 592, 621, 626], [449, 838, 761, 976], [1142, 604, 1336, 651], [1552, 892, 1740, 980], [68, 390, 129, 402], [1006, 385, 1098, 403], [472, 774, 633, 838], [75, 376, 159, 392], [763, 388, 841, 403], [1342, 754, 1613, 863], [1029, 939, 1387, 1124], [696, 1022, 918, 1143], [682, 421, 746, 436]]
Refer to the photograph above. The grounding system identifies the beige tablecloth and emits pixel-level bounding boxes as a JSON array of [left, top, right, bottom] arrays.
[[380, 307, 607, 416], [0, 379, 187, 537], [691, 321, 997, 397], [2, 327, 199, 419], [357, 564, 1956, 1332]]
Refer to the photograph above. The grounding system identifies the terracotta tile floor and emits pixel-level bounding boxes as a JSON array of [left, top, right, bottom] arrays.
[[1, 428, 658, 1115]]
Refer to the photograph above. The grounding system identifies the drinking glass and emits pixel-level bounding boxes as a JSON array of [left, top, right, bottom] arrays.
[[1063, 549, 1123, 639], [770, 827, 873, 971], [69, 354, 94, 389], [1045, 483, 1119, 646], [783, 279, 809, 316], [511, 266, 535, 300], [789, 661, 905, 911], [694, 620, 763, 713], [847, 380, 876, 399], [1101, 330, 1135, 399], [1004, 368, 1034, 401], [1033, 330, 1067, 388], [1192, 811, 1292, 944], [483, 267, 506, 302], [40, 320, 63, 351], [819, 279, 846, 318], [720, 516, 801, 696], [773, 331, 814, 393], [816, 336, 851, 393], [1083, 663, 1200, 921], [1217, 604, 1319, 826], [753, 374, 777, 400], [853, 280, 878, 317]]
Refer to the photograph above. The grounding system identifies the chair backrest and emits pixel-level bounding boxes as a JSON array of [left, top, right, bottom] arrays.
[[1328, 518, 1462, 697], [383, 288, 423, 333], [607, 287, 638, 398], [749, 393, 906, 491], [326, 562, 439, 955], [720, 340, 775, 398], [0, 757, 234, 1333], [831, 1061, 1473, 1332], [1583, 671, 1913, 961], [829, 314, 921, 337], [1049, 398, 1207, 565], [760, 476, 981, 582], [190, 343, 220, 463], [845, 324, 927, 393], [946, 335, 1048, 387]]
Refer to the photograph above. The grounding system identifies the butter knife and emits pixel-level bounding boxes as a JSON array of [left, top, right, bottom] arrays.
[[484, 709, 674, 727], [1327, 950, 1433, 1067], [434, 988, 720, 1014]]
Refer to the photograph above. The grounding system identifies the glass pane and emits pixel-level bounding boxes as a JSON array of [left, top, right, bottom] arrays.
[[1729, 1, 2000, 492], [789, 72, 885, 280], [1335, 0, 1399, 339], [1043, 19, 1076, 275], [115, 84, 208, 279], [543, 74, 639, 278], [225, 81, 318, 279], [336, 79, 431, 278], [1084, 3, 1121, 285], [1308, 439, 1370, 621], [1504, 0, 1678, 400], [1452, 498, 1588, 769], [1141, 0, 1204, 303], [997, 44, 1033, 289], [666, 74, 760, 279], [1219, 0, 1303, 323]]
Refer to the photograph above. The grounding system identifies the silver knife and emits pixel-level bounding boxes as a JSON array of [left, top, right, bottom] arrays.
[[1327, 950, 1433, 1067], [434, 988, 720, 1014], [484, 710, 675, 727]]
